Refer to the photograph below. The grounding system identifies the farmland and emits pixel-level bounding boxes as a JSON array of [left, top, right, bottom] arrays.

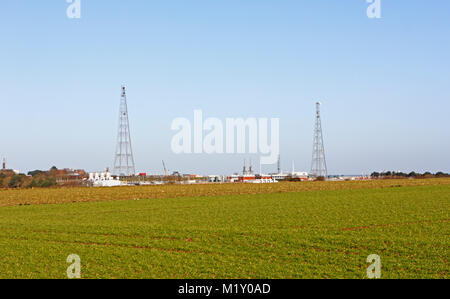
[[0, 178, 449, 207], [0, 179, 448, 279]]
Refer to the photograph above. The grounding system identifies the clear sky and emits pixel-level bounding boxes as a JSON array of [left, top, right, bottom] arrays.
[[1, 1, 449, 175]]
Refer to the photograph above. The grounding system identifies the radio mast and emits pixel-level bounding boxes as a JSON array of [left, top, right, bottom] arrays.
[[310, 102, 328, 179], [113, 85, 136, 176]]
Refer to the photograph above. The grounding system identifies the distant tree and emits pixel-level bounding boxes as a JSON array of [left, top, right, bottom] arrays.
[[28, 170, 44, 177], [28, 179, 38, 188], [40, 178, 57, 188], [8, 175, 25, 188], [423, 172, 433, 178], [50, 166, 58, 171], [0, 172, 8, 188], [371, 172, 380, 178], [408, 172, 417, 177]]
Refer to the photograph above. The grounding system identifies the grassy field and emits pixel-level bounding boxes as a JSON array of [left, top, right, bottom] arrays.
[[0, 179, 448, 279]]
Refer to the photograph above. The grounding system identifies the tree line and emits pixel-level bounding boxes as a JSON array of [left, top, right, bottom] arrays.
[[370, 171, 449, 179], [0, 167, 86, 189]]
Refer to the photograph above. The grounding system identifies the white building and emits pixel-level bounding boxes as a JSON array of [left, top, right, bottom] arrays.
[[271, 173, 289, 181], [207, 175, 225, 183], [88, 171, 123, 187]]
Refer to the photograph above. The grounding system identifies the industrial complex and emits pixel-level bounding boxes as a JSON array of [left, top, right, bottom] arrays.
[[87, 85, 329, 187]]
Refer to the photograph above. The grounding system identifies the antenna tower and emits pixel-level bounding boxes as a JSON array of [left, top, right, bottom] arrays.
[[113, 85, 136, 176], [310, 102, 328, 178]]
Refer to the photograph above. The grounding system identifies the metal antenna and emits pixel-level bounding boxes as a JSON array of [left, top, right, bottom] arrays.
[[311, 102, 328, 178], [113, 85, 136, 176]]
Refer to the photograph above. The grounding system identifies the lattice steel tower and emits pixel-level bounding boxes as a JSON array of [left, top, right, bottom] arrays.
[[311, 102, 328, 178], [113, 85, 136, 176]]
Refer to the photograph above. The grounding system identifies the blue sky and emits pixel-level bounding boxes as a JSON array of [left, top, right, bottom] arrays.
[[1, 1, 449, 175]]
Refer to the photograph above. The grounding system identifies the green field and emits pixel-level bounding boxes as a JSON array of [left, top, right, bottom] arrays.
[[0, 183, 448, 279]]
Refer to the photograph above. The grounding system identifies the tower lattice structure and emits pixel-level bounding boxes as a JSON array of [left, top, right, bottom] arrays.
[[113, 85, 136, 176], [311, 102, 328, 178]]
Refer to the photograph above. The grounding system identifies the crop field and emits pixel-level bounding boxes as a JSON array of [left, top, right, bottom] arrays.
[[0, 178, 449, 207], [0, 179, 448, 279]]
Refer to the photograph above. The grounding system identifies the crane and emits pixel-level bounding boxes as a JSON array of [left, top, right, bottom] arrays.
[[162, 160, 168, 176]]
